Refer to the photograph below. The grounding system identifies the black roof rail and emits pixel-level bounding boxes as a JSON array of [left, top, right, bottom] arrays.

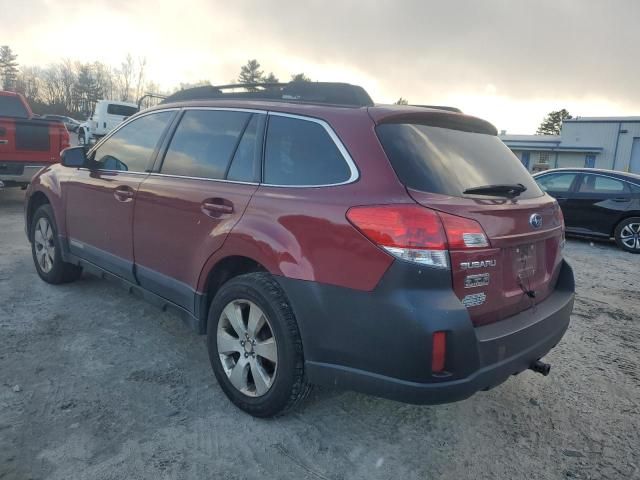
[[137, 92, 167, 109], [411, 104, 462, 113], [161, 82, 374, 107]]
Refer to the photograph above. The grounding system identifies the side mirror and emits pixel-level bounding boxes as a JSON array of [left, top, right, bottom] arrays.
[[60, 146, 87, 168]]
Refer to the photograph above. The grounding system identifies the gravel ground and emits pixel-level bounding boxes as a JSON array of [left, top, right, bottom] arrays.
[[1, 187, 639, 480]]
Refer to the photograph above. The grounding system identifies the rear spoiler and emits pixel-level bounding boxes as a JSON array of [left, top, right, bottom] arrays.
[[369, 108, 498, 136]]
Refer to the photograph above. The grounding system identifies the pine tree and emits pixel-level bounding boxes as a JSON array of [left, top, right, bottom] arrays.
[[263, 72, 279, 83], [238, 60, 264, 90], [290, 73, 311, 82], [395, 97, 409, 105], [0, 46, 19, 90], [74, 64, 100, 114], [536, 109, 572, 135]]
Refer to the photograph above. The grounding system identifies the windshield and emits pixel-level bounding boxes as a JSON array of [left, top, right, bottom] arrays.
[[0, 95, 29, 118], [376, 123, 543, 199]]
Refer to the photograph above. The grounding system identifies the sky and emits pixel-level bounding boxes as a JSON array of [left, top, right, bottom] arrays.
[[2, 0, 639, 133]]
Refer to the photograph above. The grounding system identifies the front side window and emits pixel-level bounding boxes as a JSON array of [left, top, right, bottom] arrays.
[[536, 173, 577, 193], [264, 115, 351, 186], [160, 110, 251, 180], [578, 175, 627, 194], [92, 111, 173, 172]]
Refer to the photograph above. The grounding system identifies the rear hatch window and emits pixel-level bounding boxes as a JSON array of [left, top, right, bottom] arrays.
[[376, 122, 562, 326], [376, 123, 543, 199], [0, 95, 29, 118]]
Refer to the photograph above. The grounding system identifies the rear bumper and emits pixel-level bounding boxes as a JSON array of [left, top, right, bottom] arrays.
[[277, 260, 574, 405], [0, 163, 49, 185]]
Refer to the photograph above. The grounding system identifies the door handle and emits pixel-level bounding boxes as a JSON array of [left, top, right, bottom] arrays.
[[201, 198, 234, 216], [612, 197, 630, 202], [114, 185, 135, 202], [0, 140, 8, 145]]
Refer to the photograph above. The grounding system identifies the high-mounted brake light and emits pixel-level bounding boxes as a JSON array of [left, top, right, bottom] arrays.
[[346, 204, 449, 268]]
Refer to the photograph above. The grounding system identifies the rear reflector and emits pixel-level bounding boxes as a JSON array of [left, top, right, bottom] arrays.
[[432, 331, 446, 373]]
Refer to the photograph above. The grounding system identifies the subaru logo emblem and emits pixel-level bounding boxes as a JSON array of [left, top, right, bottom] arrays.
[[529, 213, 543, 229]]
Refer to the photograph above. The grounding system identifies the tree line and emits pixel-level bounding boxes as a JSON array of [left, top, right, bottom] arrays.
[[1, 46, 156, 117], [0, 46, 573, 133], [0, 47, 315, 119]]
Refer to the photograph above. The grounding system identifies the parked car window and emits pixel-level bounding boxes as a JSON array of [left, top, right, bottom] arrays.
[[227, 114, 262, 182], [264, 115, 350, 186], [106, 104, 139, 117], [630, 183, 640, 194], [578, 175, 627, 194], [161, 110, 251, 180], [536, 173, 577, 193], [92, 111, 173, 172], [0, 95, 29, 118], [377, 124, 543, 199]]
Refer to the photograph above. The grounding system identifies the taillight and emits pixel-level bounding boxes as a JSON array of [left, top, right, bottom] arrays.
[[554, 203, 565, 229], [346, 204, 490, 269], [432, 331, 447, 373], [60, 127, 70, 151], [440, 212, 489, 249], [554, 203, 565, 249], [346, 204, 449, 268]]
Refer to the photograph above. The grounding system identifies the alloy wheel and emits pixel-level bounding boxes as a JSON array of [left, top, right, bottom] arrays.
[[34, 217, 55, 273], [620, 222, 640, 250], [217, 299, 278, 397]]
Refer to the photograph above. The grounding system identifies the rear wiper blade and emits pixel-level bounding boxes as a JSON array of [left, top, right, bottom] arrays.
[[463, 183, 527, 197]]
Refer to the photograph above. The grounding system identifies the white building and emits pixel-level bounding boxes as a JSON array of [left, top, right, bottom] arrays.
[[500, 116, 640, 174]]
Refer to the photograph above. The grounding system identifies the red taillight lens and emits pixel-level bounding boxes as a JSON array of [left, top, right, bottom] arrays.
[[554, 203, 565, 229], [440, 212, 489, 249], [346, 205, 447, 250], [346, 204, 449, 268], [60, 127, 70, 151], [432, 331, 447, 373]]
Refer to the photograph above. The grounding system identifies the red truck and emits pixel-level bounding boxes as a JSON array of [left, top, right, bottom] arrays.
[[0, 91, 70, 189]]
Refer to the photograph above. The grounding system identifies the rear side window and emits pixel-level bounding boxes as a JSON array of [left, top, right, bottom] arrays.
[[376, 124, 543, 199], [264, 115, 351, 186], [161, 110, 251, 179], [0, 95, 29, 118], [106, 104, 138, 117], [578, 174, 627, 194], [92, 111, 173, 172], [536, 173, 577, 193]]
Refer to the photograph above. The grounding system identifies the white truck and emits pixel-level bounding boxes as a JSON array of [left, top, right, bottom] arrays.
[[77, 100, 138, 145]]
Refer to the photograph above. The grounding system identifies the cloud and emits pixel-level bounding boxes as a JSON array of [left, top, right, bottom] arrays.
[[2, 0, 639, 132]]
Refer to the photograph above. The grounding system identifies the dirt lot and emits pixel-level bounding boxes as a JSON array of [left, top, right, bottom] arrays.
[[1, 187, 638, 480]]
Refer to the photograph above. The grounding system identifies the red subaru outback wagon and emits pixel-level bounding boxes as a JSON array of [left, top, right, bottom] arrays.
[[25, 82, 574, 417]]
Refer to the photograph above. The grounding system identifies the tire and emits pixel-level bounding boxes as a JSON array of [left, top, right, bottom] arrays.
[[614, 217, 640, 253], [207, 272, 311, 417], [31, 205, 82, 284]]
